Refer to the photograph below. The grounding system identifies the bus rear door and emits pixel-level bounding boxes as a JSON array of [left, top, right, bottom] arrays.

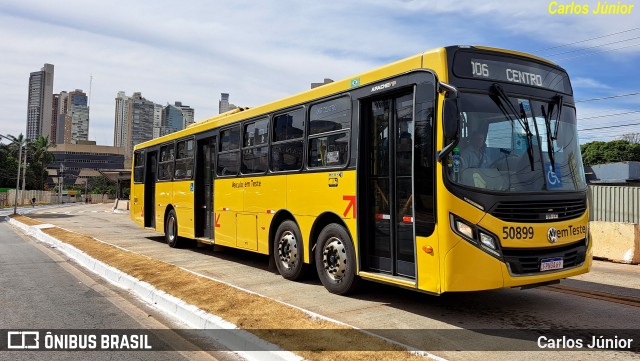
[[144, 151, 157, 228], [195, 136, 216, 239]]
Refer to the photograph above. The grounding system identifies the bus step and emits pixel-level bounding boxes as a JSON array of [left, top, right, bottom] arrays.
[[358, 271, 416, 288], [195, 237, 215, 245]]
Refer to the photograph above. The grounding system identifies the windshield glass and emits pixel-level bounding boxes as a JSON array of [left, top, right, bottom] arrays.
[[447, 92, 587, 192]]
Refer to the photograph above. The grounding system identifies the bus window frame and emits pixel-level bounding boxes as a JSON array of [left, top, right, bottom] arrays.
[[307, 94, 352, 170], [217, 125, 241, 177], [241, 116, 270, 175], [174, 136, 195, 180], [270, 106, 306, 174], [157, 142, 176, 182], [133, 150, 145, 184]]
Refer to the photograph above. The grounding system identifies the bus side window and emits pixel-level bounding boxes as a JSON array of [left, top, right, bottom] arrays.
[[217, 126, 240, 176], [175, 138, 194, 179], [158, 144, 174, 181], [308, 96, 351, 168], [272, 109, 304, 172], [133, 151, 144, 183], [242, 118, 269, 174]]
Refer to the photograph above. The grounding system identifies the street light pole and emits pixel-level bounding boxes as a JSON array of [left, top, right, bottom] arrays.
[[21, 146, 27, 207], [59, 164, 64, 204], [14, 143, 22, 214]]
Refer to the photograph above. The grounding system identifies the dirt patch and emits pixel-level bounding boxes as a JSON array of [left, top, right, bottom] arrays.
[[10, 215, 44, 226], [37, 225, 425, 361]]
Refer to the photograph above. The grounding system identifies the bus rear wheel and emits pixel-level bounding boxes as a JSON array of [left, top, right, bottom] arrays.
[[274, 220, 308, 281], [165, 209, 182, 248], [315, 223, 359, 295]]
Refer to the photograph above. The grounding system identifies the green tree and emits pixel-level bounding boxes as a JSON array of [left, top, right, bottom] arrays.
[[581, 139, 640, 166], [88, 176, 116, 196], [28, 135, 55, 190], [2, 134, 28, 189], [1, 134, 55, 190], [0, 143, 19, 188]]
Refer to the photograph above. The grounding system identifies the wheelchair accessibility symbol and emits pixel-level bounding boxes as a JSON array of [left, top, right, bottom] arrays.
[[546, 163, 562, 189]]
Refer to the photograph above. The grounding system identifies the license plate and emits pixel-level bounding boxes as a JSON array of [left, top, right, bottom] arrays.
[[540, 257, 563, 271]]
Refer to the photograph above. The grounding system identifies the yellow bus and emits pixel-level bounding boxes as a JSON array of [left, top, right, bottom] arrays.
[[131, 45, 591, 295]]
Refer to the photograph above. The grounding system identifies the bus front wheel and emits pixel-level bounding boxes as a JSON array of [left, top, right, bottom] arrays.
[[274, 220, 308, 280], [165, 209, 181, 248], [315, 223, 359, 295]]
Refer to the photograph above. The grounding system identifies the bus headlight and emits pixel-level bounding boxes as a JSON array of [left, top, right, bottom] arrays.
[[479, 232, 496, 249], [479, 232, 500, 257], [455, 220, 474, 241], [450, 213, 502, 259]]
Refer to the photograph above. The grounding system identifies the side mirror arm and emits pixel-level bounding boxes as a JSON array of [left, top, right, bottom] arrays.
[[437, 138, 459, 162], [438, 82, 458, 97], [438, 81, 460, 162]]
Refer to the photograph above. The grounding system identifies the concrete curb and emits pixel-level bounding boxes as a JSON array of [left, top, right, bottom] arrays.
[[6, 217, 301, 361]]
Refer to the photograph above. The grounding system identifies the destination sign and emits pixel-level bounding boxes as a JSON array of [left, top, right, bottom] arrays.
[[453, 51, 571, 93]]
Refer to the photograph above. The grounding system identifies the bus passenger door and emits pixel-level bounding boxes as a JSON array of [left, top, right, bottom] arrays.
[[362, 92, 417, 278], [195, 137, 216, 239], [144, 151, 157, 228]]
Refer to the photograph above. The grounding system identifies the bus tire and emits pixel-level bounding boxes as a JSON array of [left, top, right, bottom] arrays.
[[165, 209, 181, 248], [274, 220, 308, 280], [315, 223, 359, 295]]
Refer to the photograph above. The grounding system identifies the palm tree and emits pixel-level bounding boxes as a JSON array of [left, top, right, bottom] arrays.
[[7, 133, 28, 155], [29, 135, 55, 190], [4, 133, 28, 204]]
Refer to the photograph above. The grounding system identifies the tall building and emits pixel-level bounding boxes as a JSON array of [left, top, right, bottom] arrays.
[[54, 91, 69, 145], [114, 91, 130, 148], [128, 92, 155, 159], [219, 93, 238, 114], [51, 93, 60, 145], [26, 63, 54, 140], [66, 89, 89, 143], [153, 103, 163, 139], [175, 101, 195, 128], [55, 90, 89, 144], [114, 91, 155, 161], [161, 103, 184, 136]]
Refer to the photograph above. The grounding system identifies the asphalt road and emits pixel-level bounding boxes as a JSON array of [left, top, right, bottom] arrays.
[[14, 203, 640, 360], [0, 218, 241, 361]]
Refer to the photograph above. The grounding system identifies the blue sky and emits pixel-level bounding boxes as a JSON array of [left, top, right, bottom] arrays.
[[0, 0, 639, 145]]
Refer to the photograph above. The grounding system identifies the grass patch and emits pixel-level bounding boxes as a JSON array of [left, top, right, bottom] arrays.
[[10, 214, 44, 226], [34, 225, 426, 361]]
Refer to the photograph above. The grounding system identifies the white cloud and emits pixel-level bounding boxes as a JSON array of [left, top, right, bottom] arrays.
[[571, 77, 612, 90], [0, 0, 638, 146]]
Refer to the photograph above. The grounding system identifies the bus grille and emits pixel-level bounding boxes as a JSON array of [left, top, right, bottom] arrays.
[[490, 199, 586, 223], [502, 240, 587, 275]]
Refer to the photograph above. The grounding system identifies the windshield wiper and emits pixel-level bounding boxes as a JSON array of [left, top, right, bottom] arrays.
[[553, 95, 563, 140], [541, 95, 563, 172], [540, 105, 556, 172], [490, 84, 535, 171]]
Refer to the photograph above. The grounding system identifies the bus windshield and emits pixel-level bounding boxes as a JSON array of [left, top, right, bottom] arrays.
[[448, 91, 587, 192]]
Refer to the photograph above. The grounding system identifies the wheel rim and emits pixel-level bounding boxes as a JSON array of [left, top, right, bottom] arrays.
[[322, 237, 347, 282], [277, 230, 298, 270], [167, 216, 176, 243]]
